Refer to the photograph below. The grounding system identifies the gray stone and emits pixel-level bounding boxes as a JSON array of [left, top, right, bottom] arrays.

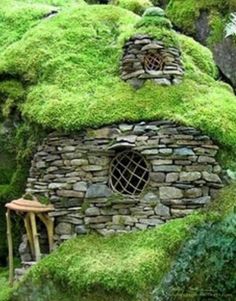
[[57, 190, 84, 198], [75, 225, 88, 234], [117, 135, 137, 143], [166, 173, 179, 183], [198, 156, 215, 164], [85, 207, 100, 216], [119, 124, 133, 132], [154, 203, 170, 217], [48, 182, 69, 190], [143, 192, 159, 204], [179, 172, 201, 182], [152, 78, 171, 86], [139, 218, 164, 226], [202, 172, 222, 183], [174, 148, 195, 156], [159, 148, 173, 155], [185, 188, 202, 198], [84, 216, 111, 224], [55, 222, 72, 235], [126, 78, 144, 89], [86, 184, 112, 198], [73, 181, 88, 192], [71, 159, 89, 166], [153, 165, 182, 172], [160, 187, 183, 199], [150, 172, 166, 183]]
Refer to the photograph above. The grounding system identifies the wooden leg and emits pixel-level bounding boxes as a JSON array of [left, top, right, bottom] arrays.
[[37, 213, 54, 252], [29, 212, 41, 262], [24, 213, 35, 258], [6, 209, 14, 286]]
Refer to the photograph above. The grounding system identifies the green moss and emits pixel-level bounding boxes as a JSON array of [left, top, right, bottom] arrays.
[[0, 267, 12, 301], [110, 0, 153, 15]]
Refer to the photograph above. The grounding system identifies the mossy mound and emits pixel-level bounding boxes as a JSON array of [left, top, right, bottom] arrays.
[[11, 184, 236, 301], [110, 0, 153, 15], [0, 3, 235, 154]]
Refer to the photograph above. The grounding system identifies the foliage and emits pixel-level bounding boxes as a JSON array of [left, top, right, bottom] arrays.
[[0, 267, 13, 301], [153, 213, 236, 300], [110, 0, 153, 15], [225, 13, 236, 38]]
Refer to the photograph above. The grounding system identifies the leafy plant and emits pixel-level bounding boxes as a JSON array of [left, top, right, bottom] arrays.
[[225, 12, 236, 38], [152, 213, 236, 301]]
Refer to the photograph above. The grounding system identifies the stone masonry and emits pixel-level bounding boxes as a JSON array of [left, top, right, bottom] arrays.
[[26, 120, 223, 244], [121, 35, 184, 89]]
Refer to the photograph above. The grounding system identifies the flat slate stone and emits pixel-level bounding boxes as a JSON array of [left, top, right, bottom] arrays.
[[86, 184, 112, 198]]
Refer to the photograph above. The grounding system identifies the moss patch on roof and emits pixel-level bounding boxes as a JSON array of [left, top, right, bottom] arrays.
[[0, 4, 236, 153], [11, 184, 236, 301]]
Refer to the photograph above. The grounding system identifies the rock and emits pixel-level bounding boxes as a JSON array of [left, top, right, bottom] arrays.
[[112, 215, 137, 225], [166, 173, 179, 182], [139, 218, 164, 226], [185, 188, 202, 198], [143, 192, 159, 204], [174, 148, 195, 156], [153, 165, 182, 172], [198, 156, 215, 164], [202, 172, 222, 183], [154, 203, 170, 217], [85, 207, 100, 216], [75, 225, 88, 234], [84, 216, 111, 224], [57, 190, 84, 198], [55, 222, 72, 235], [150, 172, 166, 183], [73, 181, 88, 191], [117, 135, 137, 143], [179, 172, 201, 182], [160, 187, 183, 199], [86, 184, 112, 198], [126, 78, 144, 89], [119, 124, 133, 132], [48, 182, 69, 189], [71, 159, 89, 166]]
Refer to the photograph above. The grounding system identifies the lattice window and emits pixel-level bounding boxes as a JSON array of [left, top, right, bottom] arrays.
[[144, 52, 164, 72], [110, 150, 149, 196]]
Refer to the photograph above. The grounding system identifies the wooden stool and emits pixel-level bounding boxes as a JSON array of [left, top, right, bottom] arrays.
[[5, 198, 54, 285]]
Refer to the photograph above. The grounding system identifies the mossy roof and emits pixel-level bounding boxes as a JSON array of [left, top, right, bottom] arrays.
[[0, 2, 236, 152]]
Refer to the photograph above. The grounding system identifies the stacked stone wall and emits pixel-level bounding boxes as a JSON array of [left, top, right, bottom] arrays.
[[26, 120, 223, 242]]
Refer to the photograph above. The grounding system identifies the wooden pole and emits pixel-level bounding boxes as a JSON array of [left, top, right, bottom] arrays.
[[29, 212, 41, 262], [38, 213, 54, 252], [6, 209, 14, 286], [24, 213, 35, 258]]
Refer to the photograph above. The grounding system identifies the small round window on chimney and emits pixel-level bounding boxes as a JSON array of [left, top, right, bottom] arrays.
[[110, 150, 149, 196], [144, 52, 164, 72]]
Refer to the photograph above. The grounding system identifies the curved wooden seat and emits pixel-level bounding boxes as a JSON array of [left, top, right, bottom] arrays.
[[5, 198, 54, 213]]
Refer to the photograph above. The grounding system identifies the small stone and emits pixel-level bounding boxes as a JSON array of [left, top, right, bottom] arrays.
[[185, 188, 202, 198], [85, 207, 100, 216], [160, 187, 183, 199], [174, 148, 195, 156], [71, 159, 89, 166], [152, 78, 171, 86], [159, 148, 173, 155], [119, 124, 133, 132], [75, 225, 88, 234], [179, 172, 201, 182], [154, 203, 170, 217], [166, 173, 179, 183], [55, 223, 72, 235], [73, 181, 88, 191], [86, 184, 112, 198], [117, 135, 137, 143], [36, 161, 46, 169], [153, 165, 182, 172], [198, 156, 216, 164], [202, 172, 222, 183], [150, 172, 166, 183], [57, 190, 84, 198], [84, 216, 111, 224], [48, 183, 69, 190]]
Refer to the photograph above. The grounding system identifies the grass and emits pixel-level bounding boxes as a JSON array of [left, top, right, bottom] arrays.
[[10, 183, 236, 301], [0, 267, 12, 301]]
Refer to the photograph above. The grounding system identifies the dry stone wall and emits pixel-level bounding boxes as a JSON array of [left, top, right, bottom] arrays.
[[26, 120, 223, 243], [121, 35, 184, 89]]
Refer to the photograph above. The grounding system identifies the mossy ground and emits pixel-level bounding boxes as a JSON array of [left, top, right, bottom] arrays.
[[11, 184, 236, 301]]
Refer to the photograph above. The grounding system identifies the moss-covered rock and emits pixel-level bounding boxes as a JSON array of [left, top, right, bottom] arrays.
[[110, 0, 153, 15]]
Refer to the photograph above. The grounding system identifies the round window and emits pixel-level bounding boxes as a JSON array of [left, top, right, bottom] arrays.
[[144, 52, 164, 72], [110, 150, 149, 196]]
